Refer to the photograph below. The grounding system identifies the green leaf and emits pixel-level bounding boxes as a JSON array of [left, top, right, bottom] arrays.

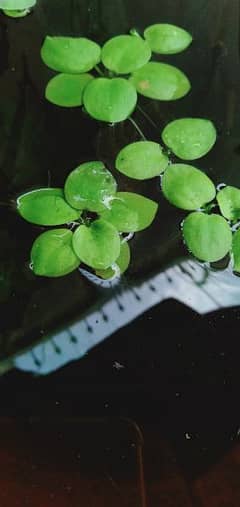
[[182, 212, 232, 262], [162, 118, 217, 160], [161, 164, 216, 210], [41, 36, 101, 74], [0, 0, 36, 8], [100, 192, 158, 232], [3, 8, 30, 16], [116, 141, 168, 180], [144, 23, 192, 54], [72, 219, 120, 270], [96, 241, 131, 279], [232, 230, 240, 273], [217, 186, 240, 220], [101, 34, 151, 74], [64, 161, 117, 213], [45, 73, 94, 107], [129, 62, 191, 100], [31, 229, 80, 277], [83, 77, 137, 123], [17, 188, 81, 225]]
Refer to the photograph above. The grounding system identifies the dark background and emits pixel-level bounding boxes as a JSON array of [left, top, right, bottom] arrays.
[[0, 0, 240, 478]]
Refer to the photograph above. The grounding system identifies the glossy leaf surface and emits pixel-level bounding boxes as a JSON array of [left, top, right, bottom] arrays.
[[96, 241, 131, 279], [83, 77, 137, 123], [116, 141, 168, 179], [217, 186, 240, 220], [41, 36, 101, 73], [17, 188, 80, 225], [31, 229, 80, 277], [162, 118, 217, 160], [162, 164, 216, 210], [101, 34, 151, 74], [144, 23, 192, 54], [64, 161, 117, 212], [3, 8, 30, 16], [45, 73, 94, 107], [182, 212, 232, 262], [130, 62, 191, 100], [72, 219, 120, 270], [232, 230, 240, 273], [0, 0, 36, 7], [100, 192, 158, 232]]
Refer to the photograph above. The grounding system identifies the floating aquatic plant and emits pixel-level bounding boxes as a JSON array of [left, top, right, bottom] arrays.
[[45, 74, 94, 108], [158, 151, 240, 270], [17, 21, 240, 278], [143, 23, 193, 55], [115, 118, 240, 272], [0, 0, 36, 17], [129, 62, 190, 100], [83, 77, 137, 123], [41, 36, 101, 74], [161, 163, 216, 210], [41, 23, 192, 122], [101, 34, 151, 74], [116, 141, 169, 180], [95, 241, 131, 280], [182, 213, 232, 263], [161, 118, 217, 160], [216, 186, 240, 221], [17, 188, 80, 225], [17, 159, 158, 278]]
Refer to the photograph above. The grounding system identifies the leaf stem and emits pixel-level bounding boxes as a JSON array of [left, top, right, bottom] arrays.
[[95, 65, 104, 77], [137, 105, 158, 130], [231, 220, 240, 232], [129, 116, 147, 140]]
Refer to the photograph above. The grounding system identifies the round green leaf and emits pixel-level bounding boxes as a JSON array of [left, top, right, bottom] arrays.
[[3, 8, 30, 16], [45, 73, 94, 107], [72, 219, 120, 270], [64, 161, 117, 213], [129, 62, 190, 100], [31, 229, 80, 277], [17, 188, 81, 225], [144, 23, 192, 54], [101, 34, 151, 74], [83, 77, 137, 123], [232, 229, 240, 273], [0, 0, 36, 8], [116, 141, 169, 180], [41, 36, 101, 74], [182, 212, 232, 262], [100, 192, 158, 232], [162, 164, 216, 210], [162, 118, 217, 160], [217, 186, 240, 221], [96, 241, 131, 279]]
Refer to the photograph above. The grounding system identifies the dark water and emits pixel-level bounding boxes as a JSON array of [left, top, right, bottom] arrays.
[[0, 0, 240, 477]]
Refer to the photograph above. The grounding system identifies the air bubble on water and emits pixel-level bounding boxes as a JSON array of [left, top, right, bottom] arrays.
[[102, 195, 114, 209], [216, 183, 226, 191], [29, 261, 34, 271], [121, 232, 134, 243]]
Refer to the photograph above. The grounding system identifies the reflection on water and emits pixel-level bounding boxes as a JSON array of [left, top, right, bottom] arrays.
[[13, 259, 240, 374]]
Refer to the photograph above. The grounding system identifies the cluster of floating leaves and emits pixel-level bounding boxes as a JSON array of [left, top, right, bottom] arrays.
[[41, 23, 193, 122], [118, 119, 240, 274], [14, 21, 240, 277], [0, 0, 36, 17], [17, 161, 158, 278]]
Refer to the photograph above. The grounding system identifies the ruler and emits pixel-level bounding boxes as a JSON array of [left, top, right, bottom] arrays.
[[14, 259, 240, 375]]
